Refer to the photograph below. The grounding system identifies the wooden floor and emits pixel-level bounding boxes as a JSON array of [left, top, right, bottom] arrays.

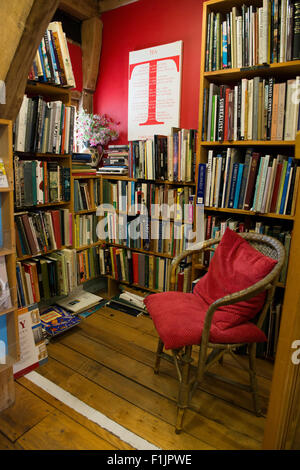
[[0, 290, 274, 450]]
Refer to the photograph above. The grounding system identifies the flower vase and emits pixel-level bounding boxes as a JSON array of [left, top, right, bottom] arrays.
[[82, 142, 104, 168]]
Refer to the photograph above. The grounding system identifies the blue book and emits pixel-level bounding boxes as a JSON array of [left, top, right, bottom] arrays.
[[197, 163, 206, 204], [0, 315, 7, 364], [279, 157, 293, 214], [72, 153, 92, 162], [222, 22, 228, 68], [228, 163, 239, 208], [233, 163, 244, 209]]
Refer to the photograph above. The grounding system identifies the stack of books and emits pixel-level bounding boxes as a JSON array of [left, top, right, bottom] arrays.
[[14, 158, 71, 207], [16, 248, 77, 307], [128, 128, 198, 181], [205, 1, 300, 71], [101, 144, 129, 171], [72, 153, 97, 177], [15, 208, 73, 258], [14, 95, 76, 154], [202, 77, 300, 142], [28, 21, 76, 88], [197, 148, 299, 215]]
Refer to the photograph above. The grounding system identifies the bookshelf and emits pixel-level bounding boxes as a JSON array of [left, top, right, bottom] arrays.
[[13, 81, 75, 307], [0, 119, 19, 411], [97, 165, 197, 297], [198, 0, 300, 448]]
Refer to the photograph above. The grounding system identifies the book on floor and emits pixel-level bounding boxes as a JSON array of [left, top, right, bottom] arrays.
[[56, 290, 103, 313]]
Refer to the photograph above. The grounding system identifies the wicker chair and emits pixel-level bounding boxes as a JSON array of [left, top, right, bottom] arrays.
[[146, 232, 285, 434]]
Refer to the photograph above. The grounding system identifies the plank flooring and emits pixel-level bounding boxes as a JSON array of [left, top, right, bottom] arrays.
[[0, 289, 274, 450]]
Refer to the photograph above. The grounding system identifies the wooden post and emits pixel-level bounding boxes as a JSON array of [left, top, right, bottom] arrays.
[[263, 131, 300, 449], [0, 366, 15, 412], [81, 16, 103, 113]]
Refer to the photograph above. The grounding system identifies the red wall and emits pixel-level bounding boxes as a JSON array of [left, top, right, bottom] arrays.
[[93, 0, 204, 144], [67, 41, 83, 93]]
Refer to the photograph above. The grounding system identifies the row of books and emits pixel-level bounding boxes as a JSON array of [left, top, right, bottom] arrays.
[[102, 179, 195, 221], [205, 1, 300, 71], [203, 77, 300, 142], [101, 245, 172, 292], [15, 209, 72, 259], [77, 247, 101, 284], [128, 129, 197, 182], [73, 178, 101, 212], [202, 215, 291, 283], [102, 212, 194, 258], [14, 158, 71, 207], [74, 214, 99, 248], [14, 95, 76, 154], [197, 149, 299, 215], [16, 248, 77, 308], [28, 21, 76, 88]]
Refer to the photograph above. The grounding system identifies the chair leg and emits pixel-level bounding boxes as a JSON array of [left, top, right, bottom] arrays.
[[154, 338, 164, 374], [175, 346, 192, 434], [248, 343, 262, 416]]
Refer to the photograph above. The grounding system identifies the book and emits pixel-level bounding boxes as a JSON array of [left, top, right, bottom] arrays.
[[0, 314, 7, 364], [13, 304, 48, 379], [40, 305, 81, 337], [56, 290, 103, 314], [0, 256, 12, 311], [0, 159, 8, 188]]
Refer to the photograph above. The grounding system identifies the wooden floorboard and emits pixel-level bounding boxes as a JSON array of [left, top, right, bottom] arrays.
[[0, 292, 274, 450]]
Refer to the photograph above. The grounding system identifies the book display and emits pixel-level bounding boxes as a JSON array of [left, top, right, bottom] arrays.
[[13, 303, 48, 379], [196, 0, 300, 363]]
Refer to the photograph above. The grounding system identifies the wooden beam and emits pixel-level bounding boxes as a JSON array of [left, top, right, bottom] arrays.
[[99, 0, 139, 13], [59, 0, 99, 20], [81, 17, 103, 93], [0, 0, 60, 121], [0, 0, 34, 82], [81, 89, 94, 114]]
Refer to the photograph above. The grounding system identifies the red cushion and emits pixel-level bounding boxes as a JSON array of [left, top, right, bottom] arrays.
[[144, 292, 267, 350], [193, 228, 277, 329]]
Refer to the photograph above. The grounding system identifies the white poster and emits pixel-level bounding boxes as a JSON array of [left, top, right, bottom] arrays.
[[128, 41, 182, 141]]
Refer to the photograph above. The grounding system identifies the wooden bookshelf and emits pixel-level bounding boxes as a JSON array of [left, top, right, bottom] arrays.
[[0, 119, 19, 411], [96, 165, 195, 294], [26, 81, 71, 105], [13, 82, 74, 308], [199, 0, 300, 449]]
